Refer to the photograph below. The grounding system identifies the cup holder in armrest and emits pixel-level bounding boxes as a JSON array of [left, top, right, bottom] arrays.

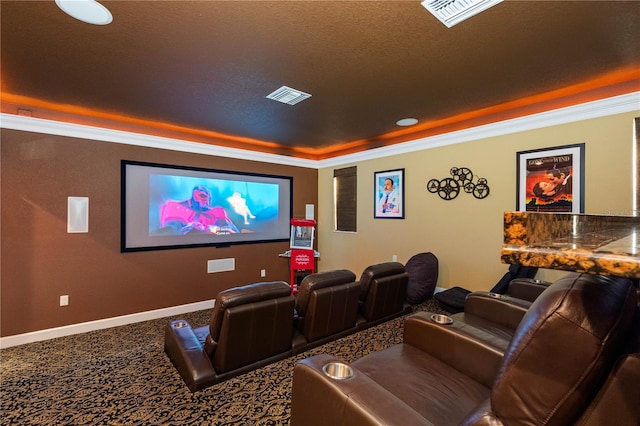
[[322, 362, 354, 380], [487, 292, 506, 299], [531, 279, 549, 285], [430, 314, 453, 325]]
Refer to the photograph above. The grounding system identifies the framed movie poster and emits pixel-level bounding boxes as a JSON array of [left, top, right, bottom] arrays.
[[374, 168, 404, 219], [516, 143, 585, 213]]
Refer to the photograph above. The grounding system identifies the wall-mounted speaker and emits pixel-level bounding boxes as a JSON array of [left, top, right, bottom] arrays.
[[305, 204, 315, 220], [67, 197, 89, 233]]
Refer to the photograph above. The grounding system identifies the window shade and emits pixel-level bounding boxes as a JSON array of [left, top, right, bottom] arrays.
[[334, 166, 357, 232]]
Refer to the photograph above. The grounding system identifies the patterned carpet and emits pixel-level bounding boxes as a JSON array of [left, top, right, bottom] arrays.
[[1, 300, 446, 425]]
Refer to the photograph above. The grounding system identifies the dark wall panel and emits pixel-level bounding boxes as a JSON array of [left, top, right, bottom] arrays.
[[1, 129, 318, 336]]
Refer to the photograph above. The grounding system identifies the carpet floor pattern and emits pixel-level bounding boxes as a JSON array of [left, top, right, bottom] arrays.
[[1, 300, 446, 425]]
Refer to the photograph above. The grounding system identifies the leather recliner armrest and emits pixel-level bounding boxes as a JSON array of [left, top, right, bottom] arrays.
[[403, 312, 505, 387], [164, 320, 217, 392], [508, 278, 552, 302], [291, 353, 433, 426], [463, 291, 531, 330]]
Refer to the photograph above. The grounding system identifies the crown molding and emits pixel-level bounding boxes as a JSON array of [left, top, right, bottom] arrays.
[[2, 91, 638, 170], [0, 113, 318, 169], [317, 91, 640, 168]]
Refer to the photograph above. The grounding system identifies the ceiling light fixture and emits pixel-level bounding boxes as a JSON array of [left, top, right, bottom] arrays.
[[421, 0, 502, 28], [396, 118, 418, 127], [266, 86, 312, 106], [56, 0, 113, 25]]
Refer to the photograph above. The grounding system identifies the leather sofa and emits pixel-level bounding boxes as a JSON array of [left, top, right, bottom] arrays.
[[291, 273, 639, 425], [165, 262, 412, 391]]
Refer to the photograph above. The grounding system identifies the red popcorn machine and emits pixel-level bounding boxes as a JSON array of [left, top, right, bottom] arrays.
[[285, 218, 318, 294]]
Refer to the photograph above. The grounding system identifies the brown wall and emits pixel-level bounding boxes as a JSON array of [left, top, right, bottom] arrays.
[[1, 129, 318, 337]]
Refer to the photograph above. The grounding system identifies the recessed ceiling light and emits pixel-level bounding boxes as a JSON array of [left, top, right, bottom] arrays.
[[56, 0, 113, 25], [396, 118, 418, 127]]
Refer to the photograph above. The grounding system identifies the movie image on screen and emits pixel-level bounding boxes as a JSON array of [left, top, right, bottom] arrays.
[[121, 160, 293, 252]]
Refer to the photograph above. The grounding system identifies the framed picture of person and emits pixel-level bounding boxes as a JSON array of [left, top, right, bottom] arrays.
[[516, 143, 585, 213], [374, 168, 405, 219]]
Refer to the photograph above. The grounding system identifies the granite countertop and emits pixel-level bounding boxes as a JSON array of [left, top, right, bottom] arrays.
[[501, 212, 640, 279]]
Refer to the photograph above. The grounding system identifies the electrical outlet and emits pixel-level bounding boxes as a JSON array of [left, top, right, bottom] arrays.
[[392, 254, 397, 262], [60, 295, 69, 306], [261, 269, 266, 277]]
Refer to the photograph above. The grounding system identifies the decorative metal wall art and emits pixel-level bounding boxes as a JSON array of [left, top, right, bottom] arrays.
[[427, 167, 490, 200]]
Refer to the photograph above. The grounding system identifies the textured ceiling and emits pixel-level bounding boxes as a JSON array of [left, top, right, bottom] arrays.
[[1, 1, 639, 159]]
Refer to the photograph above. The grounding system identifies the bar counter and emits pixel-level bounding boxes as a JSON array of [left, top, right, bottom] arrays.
[[501, 212, 640, 279]]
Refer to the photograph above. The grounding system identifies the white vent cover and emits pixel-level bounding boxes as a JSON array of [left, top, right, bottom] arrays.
[[421, 0, 503, 28], [266, 86, 312, 105]]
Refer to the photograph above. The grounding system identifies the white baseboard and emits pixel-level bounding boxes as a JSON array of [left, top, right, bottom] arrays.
[[0, 299, 215, 349]]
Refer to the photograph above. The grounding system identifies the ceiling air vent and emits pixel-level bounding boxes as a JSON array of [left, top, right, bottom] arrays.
[[266, 86, 312, 106], [421, 0, 502, 28]]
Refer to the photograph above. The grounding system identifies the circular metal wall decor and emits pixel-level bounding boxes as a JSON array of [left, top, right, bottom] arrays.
[[437, 177, 459, 200], [451, 167, 473, 185], [426, 167, 490, 200], [427, 179, 440, 193]]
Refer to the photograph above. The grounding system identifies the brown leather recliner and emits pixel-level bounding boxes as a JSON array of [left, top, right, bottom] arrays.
[[164, 281, 295, 392], [442, 276, 563, 358], [577, 352, 640, 425], [452, 290, 532, 336], [507, 277, 553, 302], [428, 290, 536, 380], [357, 262, 411, 326], [576, 301, 640, 425], [291, 273, 638, 425], [292, 269, 360, 354]]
